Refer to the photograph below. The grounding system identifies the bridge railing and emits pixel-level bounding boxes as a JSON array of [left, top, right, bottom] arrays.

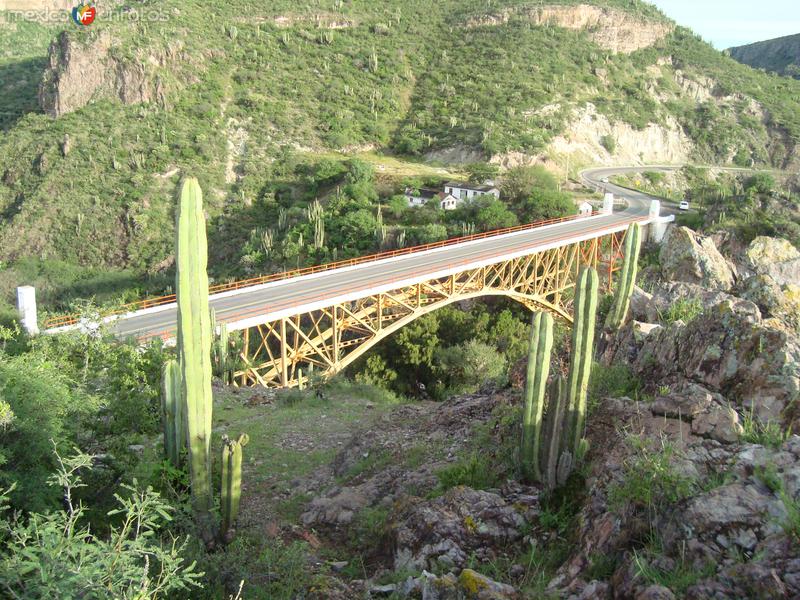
[[43, 211, 598, 330]]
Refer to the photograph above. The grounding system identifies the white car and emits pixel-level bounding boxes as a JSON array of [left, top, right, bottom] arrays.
[[601, 177, 609, 183], [679, 201, 690, 211]]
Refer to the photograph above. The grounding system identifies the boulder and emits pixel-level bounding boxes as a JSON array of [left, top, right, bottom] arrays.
[[659, 227, 735, 291], [741, 236, 800, 287], [651, 382, 742, 443], [634, 299, 800, 422], [393, 487, 529, 572], [739, 275, 800, 330]]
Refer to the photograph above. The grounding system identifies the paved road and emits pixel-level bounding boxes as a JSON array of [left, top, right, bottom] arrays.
[[67, 167, 662, 341]]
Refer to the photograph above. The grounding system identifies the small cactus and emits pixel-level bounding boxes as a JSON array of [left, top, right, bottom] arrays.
[[605, 223, 641, 331], [161, 359, 183, 467], [520, 312, 554, 483], [220, 433, 249, 542], [539, 375, 566, 490]]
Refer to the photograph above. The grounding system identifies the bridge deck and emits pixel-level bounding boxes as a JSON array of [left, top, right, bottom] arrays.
[[85, 209, 647, 341]]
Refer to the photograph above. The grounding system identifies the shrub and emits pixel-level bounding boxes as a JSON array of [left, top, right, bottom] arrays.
[[436, 339, 507, 396], [0, 352, 98, 511], [659, 298, 703, 324], [600, 135, 616, 154], [0, 448, 201, 598]]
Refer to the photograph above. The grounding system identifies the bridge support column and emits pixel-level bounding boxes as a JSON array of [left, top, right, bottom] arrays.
[[602, 193, 614, 215], [16, 286, 39, 336], [647, 200, 672, 244]]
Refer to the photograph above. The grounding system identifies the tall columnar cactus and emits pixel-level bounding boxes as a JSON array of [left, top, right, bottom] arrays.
[[175, 177, 215, 530], [520, 312, 554, 483], [605, 223, 642, 331], [216, 321, 230, 383], [539, 375, 567, 490], [161, 359, 183, 467], [220, 433, 249, 542], [565, 266, 599, 457]]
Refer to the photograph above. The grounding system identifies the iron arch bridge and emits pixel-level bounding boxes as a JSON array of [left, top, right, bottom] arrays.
[[44, 209, 654, 389]]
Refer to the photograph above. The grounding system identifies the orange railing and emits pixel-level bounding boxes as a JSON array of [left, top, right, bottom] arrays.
[[43, 212, 603, 330]]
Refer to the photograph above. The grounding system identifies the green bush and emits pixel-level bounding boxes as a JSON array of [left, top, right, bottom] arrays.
[[0, 448, 201, 598], [436, 453, 501, 492], [0, 352, 98, 511], [436, 339, 507, 396]]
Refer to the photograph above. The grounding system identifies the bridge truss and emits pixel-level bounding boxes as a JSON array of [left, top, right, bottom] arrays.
[[234, 230, 628, 389]]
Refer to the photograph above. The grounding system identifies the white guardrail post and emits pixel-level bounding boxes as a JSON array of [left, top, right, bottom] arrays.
[[16, 286, 39, 335]]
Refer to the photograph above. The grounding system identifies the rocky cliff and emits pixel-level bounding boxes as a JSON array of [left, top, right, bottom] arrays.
[[466, 3, 673, 54], [38, 30, 178, 117]]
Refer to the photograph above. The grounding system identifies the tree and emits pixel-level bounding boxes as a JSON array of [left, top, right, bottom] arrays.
[[465, 162, 500, 184], [518, 188, 574, 223], [436, 340, 507, 395], [745, 172, 775, 195], [501, 165, 560, 204]]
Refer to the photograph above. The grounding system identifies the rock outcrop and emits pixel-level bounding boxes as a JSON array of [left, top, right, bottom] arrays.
[[741, 236, 800, 287], [467, 4, 673, 54], [38, 30, 178, 117], [659, 226, 736, 291], [393, 486, 531, 572]]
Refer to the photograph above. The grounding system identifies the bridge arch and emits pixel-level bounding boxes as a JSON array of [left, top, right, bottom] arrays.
[[233, 233, 623, 389]]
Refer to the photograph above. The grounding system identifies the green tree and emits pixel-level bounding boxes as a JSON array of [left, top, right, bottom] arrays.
[[501, 165, 560, 204], [465, 162, 500, 184], [436, 340, 507, 395], [0, 352, 98, 512]]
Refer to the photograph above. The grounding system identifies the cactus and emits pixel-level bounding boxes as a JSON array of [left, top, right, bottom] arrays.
[[161, 359, 183, 467], [298, 368, 305, 390], [565, 266, 599, 457], [175, 177, 215, 532], [314, 215, 325, 250], [520, 312, 553, 483], [213, 321, 231, 383], [220, 433, 249, 542], [605, 223, 641, 331], [539, 375, 567, 490]]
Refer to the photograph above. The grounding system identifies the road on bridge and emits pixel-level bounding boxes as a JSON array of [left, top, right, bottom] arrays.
[[53, 166, 665, 341]]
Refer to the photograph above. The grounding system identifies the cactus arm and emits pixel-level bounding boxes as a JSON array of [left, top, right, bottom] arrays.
[[566, 267, 599, 456], [161, 359, 183, 467], [520, 312, 553, 483], [605, 223, 642, 331], [220, 433, 249, 542], [175, 177, 215, 521], [540, 375, 566, 490]]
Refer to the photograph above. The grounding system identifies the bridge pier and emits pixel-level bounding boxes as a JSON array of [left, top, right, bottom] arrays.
[[646, 199, 673, 243], [602, 193, 614, 215], [16, 286, 39, 335]]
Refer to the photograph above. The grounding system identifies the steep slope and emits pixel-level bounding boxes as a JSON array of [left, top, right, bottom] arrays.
[[0, 0, 799, 283], [729, 33, 800, 79]]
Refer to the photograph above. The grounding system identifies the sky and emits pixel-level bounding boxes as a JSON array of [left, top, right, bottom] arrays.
[[650, 0, 800, 49]]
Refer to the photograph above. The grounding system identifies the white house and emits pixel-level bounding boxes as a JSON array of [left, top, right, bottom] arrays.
[[404, 187, 439, 207], [578, 201, 593, 216], [437, 192, 459, 210], [443, 181, 501, 201]]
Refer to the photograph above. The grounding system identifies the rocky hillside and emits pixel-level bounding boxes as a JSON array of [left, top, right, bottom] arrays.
[[1, 1, 800, 282], [202, 226, 800, 599], [729, 33, 800, 79]]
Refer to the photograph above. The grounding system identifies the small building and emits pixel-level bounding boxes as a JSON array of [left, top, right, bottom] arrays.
[[404, 187, 439, 207], [438, 192, 459, 210], [443, 181, 501, 201], [578, 201, 593, 217]]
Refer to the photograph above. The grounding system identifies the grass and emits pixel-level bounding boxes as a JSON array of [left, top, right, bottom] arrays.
[[740, 406, 790, 449], [435, 453, 502, 492], [608, 436, 696, 513], [658, 298, 704, 324], [632, 542, 715, 596]]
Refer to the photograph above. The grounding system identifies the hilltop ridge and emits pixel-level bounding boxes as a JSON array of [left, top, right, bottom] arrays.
[[729, 33, 800, 79]]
